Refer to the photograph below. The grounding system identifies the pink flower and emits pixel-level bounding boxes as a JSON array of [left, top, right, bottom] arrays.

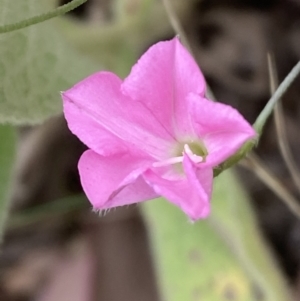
[[62, 37, 255, 221]]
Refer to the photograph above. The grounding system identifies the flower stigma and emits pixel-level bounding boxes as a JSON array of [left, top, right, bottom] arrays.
[[153, 140, 208, 172]]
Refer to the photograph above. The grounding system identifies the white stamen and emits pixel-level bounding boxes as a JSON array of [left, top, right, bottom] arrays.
[[152, 156, 184, 167], [184, 144, 193, 156], [153, 144, 205, 168], [184, 144, 203, 163]]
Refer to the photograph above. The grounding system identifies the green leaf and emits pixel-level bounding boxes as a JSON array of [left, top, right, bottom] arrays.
[[142, 171, 291, 301], [0, 0, 98, 125], [0, 125, 16, 240]]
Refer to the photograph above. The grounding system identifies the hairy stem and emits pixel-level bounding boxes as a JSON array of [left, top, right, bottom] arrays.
[[241, 153, 300, 220], [162, 0, 215, 99], [254, 60, 300, 134], [268, 55, 300, 194], [162, 0, 192, 53], [0, 0, 87, 34]]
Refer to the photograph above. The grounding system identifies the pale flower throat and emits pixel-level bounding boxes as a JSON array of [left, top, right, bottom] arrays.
[[153, 140, 208, 169]]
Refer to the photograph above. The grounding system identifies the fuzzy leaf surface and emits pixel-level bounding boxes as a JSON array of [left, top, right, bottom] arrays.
[[0, 0, 97, 124]]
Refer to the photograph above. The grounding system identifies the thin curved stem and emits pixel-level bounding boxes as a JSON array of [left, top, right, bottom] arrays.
[[268, 54, 300, 195], [162, 0, 215, 99], [8, 194, 87, 230], [0, 0, 87, 34], [241, 153, 300, 220], [162, 0, 192, 54], [254, 60, 300, 134], [216, 59, 300, 178]]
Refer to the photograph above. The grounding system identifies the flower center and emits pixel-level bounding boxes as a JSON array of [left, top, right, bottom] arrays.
[[176, 141, 208, 161], [152, 140, 208, 170]]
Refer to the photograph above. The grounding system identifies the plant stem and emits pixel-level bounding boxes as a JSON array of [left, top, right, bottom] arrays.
[[268, 55, 300, 195], [8, 194, 88, 230], [241, 153, 300, 220], [254, 61, 300, 134], [0, 0, 87, 34]]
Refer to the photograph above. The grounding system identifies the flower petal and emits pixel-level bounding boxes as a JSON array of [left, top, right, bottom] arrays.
[[188, 93, 256, 168], [63, 72, 174, 160], [79, 150, 158, 209], [63, 94, 127, 156], [144, 154, 213, 221], [122, 37, 206, 138]]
